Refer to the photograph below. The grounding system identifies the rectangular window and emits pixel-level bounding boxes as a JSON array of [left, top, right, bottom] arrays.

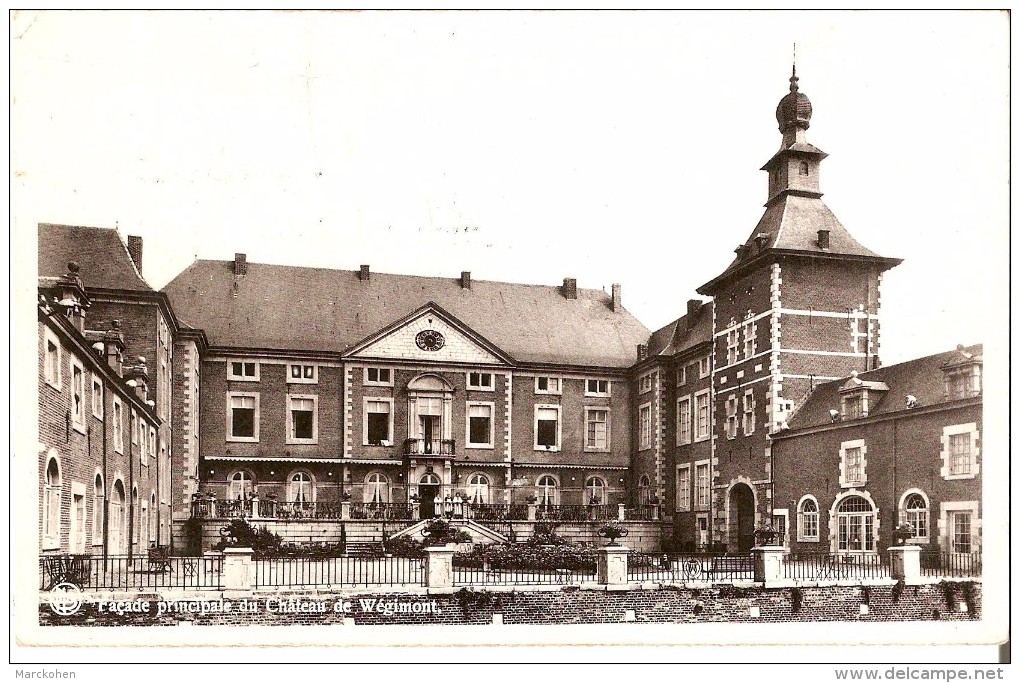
[[139, 422, 147, 466], [228, 360, 259, 382], [694, 390, 711, 441], [535, 377, 561, 395], [71, 361, 85, 430], [364, 367, 393, 386], [365, 399, 392, 446], [676, 396, 692, 445], [676, 465, 691, 511], [638, 403, 652, 450], [466, 403, 493, 447], [676, 366, 686, 386], [535, 406, 560, 449], [131, 410, 139, 445], [585, 408, 609, 450], [949, 434, 972, 476], [467, 372, 494, 390], [585, 379, 610, 396], [288, 395, 317, 443], [112, 399, 123, 452], [744, 321, 757, 359], [44, 329, 61, 389], [725, 395, 738, 439], [843, 393, 865, 419], [698, 356, 711, 378], [742, 390, 755, 435], [726, 329, 739, 365], [695, 461, 710, 509], [288, 364, 317, 384], [228, 393, 259, 441], [845, 447, 863, 484], [149, 427, 157, 462], [91, 375, 104, 419], [639, 372, 654, 394]]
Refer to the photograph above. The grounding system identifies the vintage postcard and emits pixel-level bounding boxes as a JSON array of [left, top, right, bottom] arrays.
[[10, 10, 1010, 669]]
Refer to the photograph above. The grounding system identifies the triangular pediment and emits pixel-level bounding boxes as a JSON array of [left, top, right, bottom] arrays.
[[345, 303, 513, 365]]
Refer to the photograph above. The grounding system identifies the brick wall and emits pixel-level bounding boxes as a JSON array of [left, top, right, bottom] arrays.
[[39, 581, 981, 627]]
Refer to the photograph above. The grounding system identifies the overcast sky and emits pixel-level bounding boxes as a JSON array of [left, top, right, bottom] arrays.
[[13, 10, 1009, 366]]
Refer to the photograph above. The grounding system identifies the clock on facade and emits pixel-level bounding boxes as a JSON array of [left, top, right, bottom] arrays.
[[415, 329, 445, 352]]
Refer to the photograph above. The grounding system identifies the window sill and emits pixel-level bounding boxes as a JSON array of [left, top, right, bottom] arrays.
[[694, 436, 710, 443], [226, 437, 259, 444], [286, 379, 319, 385], [363, 382, 395, 388], [92, 414, 104, 421], [584, 393, 611, 399], [798, 537, 820, 543], [534, 446, 560, 452], [46, 380, 62, 391], [227, 377, 260, 383], [583, 448, 611, 454], [467, 386, 496, 392], [465, 444, 494, 450], [286, 439, 319, 446], [840, 481, 867, 488], [534, 392, 562, 397], [72, 422, 86, 435], [943, 472, 978, 481]]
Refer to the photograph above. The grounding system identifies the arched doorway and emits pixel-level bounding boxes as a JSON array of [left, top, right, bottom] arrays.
[[728, 483, 755, 553], [419, 473, 442, 518]]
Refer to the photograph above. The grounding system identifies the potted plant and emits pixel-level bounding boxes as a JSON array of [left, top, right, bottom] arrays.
[[893, 523, 914, 546], [525, 494, 538, 504], [341, 491, 352, 502], [753, 524, 782, 546], [597, 522, 629, 546]]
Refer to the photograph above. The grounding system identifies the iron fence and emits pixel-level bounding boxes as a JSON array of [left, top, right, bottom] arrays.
[[39, 554, 223, 591], [535, 504, 615, 522], [783, 551, 890, 581], [350, 502, 414, 521], [920, 551, 981, 578], [627, 553, 755, 582], [452, 563, 597, 586], [253, 556, 424, 588]]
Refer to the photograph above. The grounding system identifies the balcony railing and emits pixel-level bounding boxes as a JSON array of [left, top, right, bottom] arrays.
[[350, 502, 414, 521], [535, 504, 615, 522], [404, 438, 456, 456]]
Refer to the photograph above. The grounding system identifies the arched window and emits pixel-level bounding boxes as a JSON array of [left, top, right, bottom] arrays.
[[149, 492, 157, 543], [366, 473, 389, 504], [43, 457, 61, 548], [93, 473, 105, 545], [799, 161, 810, 176], [467, 474, 490, 504], [132, 486, 139, 545], [798, 496, 819, 541], [110, 480, 126, 553], [229, 471, 255, 500], [835, 495, 876, 552], [536, 475, 558, 507], [638, 475, 651, 505], [585, 476, 607, 506], [903, 492, 929, 542], [288, 472, 314, 504]]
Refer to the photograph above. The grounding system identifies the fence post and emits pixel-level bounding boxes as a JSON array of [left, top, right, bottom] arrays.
[[651, 504, 660, 521], [250, 496, 260, 520], [527, 503, 537, 521], [617, 503, 626, 521], [425, 545, 455, 592], [221, 547, 254, 593], [752, 545, 785, 585], [598, 545, 630, 587], [888, 545, 921, 583], [341, 501, 351, 521]]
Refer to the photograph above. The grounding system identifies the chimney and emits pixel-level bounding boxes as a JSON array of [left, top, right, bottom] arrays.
[[359, 264, 370, 281], [611, 283, 622, 312], [127, 235, 143, 275], [57, 261, 90, 333], [562, 278, 577, 300], [637, 343, 648, 360], [234, 253, 247, 276], [124, 356, 149, 401], [686, 299, 701, 329], [104, 320, 125, 376], [460, 271, 472, 289], [817, 229, 830, 250]]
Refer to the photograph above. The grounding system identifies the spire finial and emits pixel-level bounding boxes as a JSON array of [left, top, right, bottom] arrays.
[[790, 43, 799, 92]]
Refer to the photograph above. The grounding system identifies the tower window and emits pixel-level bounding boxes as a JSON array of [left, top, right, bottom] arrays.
[[799, 161, 810, 176]]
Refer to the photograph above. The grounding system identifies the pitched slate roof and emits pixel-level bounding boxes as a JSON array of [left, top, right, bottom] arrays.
[[646, 300, 713, 359], [162, 260, 650, 368], [38, 223, 152, 292], [787, 344, 983, 429]]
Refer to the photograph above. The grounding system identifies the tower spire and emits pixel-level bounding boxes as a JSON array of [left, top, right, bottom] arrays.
[[790, 44, 798, 91]]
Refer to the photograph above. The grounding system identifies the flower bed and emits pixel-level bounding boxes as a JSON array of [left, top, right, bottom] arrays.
[[453, 543, 599, 572]]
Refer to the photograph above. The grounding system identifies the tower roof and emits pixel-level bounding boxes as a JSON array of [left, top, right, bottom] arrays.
[[776, 65, 813, 132]]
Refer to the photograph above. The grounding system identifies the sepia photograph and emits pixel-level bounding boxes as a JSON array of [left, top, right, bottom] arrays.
[[10, 9, 1010, 673]]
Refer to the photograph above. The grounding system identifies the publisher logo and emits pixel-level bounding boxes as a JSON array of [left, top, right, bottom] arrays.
[[47, 582, 83, 616]]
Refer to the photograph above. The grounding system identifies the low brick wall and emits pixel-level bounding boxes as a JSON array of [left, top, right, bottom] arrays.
[[39, 581, 980, 627]]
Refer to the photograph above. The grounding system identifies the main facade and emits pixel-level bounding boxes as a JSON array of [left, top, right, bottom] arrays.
[[36, 70, 982, 559]]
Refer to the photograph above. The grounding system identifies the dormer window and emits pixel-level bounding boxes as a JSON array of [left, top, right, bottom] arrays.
[[941, 345, 982, 400], [838, 372, 888, 420]]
